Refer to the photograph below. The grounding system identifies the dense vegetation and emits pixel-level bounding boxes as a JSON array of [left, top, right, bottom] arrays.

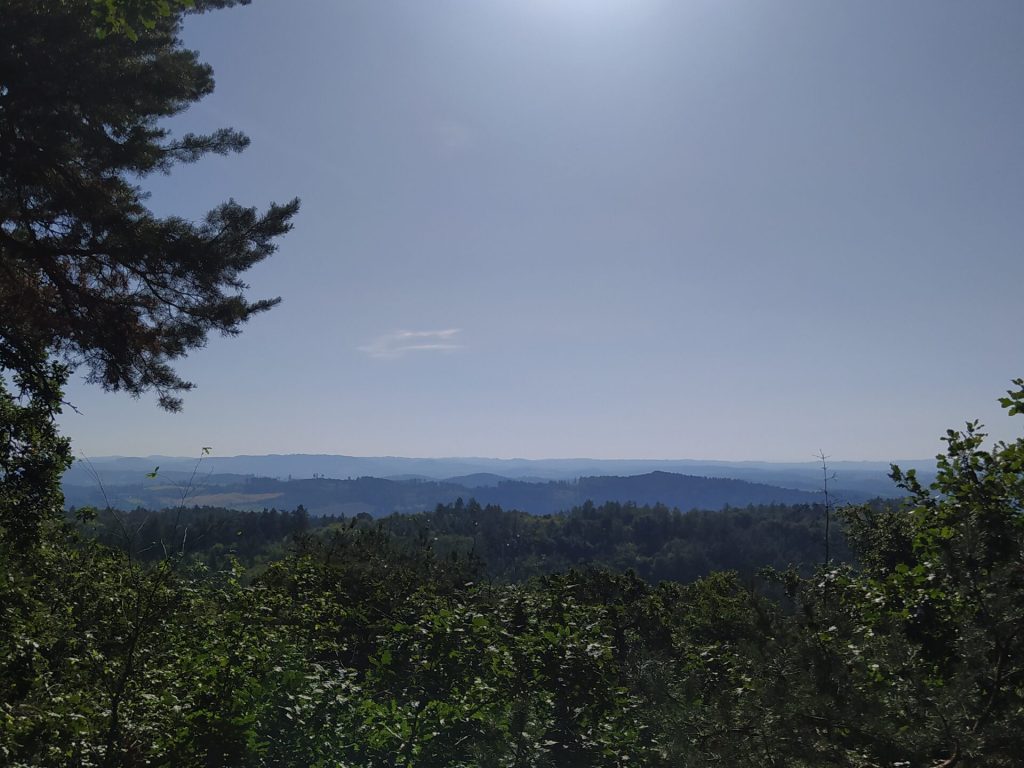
[[6, 389, 1024, 765]]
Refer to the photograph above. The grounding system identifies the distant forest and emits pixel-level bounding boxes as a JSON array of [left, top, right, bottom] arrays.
[[79, 498, 852, 583]]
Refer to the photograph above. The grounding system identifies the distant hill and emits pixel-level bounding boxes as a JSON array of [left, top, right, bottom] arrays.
[[442, 473, 509, 487], [63, 453, 932, 501], [63, 470, 848, 517], [577, 471, 824, 509]]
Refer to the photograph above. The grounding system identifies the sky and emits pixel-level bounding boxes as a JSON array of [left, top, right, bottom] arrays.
[[58, 0, 1024, 462]]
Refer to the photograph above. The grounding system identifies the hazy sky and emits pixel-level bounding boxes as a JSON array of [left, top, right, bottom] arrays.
[[59, 0, 1024, 461]]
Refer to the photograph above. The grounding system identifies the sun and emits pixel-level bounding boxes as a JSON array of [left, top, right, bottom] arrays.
[[518, 0, 661, 28]]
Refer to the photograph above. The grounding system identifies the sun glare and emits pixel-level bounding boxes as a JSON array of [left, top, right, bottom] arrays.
[[519, 0, 662, 28]]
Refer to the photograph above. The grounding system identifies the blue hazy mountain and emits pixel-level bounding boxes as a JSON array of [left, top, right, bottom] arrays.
[[64, 453, 933, 502], [60, 453, 926, 516]]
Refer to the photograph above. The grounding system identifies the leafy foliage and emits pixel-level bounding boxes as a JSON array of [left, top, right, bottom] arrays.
[[91, 0, 198, 40], [761, 379, 1024, 766], [7, 382, 1024, 766]]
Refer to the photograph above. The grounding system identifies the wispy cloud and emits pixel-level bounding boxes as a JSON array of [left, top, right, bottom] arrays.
[[359, 328, 464, 359]]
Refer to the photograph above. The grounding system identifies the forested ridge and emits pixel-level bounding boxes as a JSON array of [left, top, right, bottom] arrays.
[[61, 470, 837, 518]]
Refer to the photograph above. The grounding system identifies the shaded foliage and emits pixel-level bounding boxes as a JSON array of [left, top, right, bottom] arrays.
[[0, 363, 73, 547]]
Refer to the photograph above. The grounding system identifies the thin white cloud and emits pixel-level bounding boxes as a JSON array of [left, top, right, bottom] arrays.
[[359, 328, 464, 359]]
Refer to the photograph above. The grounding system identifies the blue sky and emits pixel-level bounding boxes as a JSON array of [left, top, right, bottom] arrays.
[[59, 0, 1024, 461]]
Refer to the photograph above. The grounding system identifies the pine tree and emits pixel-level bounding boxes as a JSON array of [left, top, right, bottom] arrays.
[[0, 0, 298, 409]]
